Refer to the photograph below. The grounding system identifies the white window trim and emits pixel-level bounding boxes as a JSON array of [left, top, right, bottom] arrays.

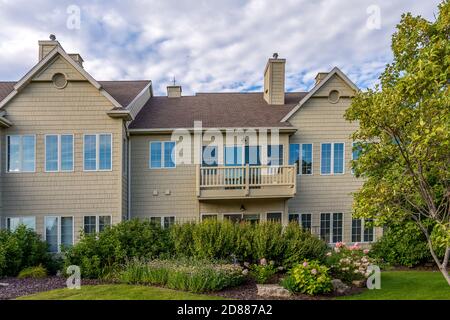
[[320, 212, 344, 244], [44, 215, 75, 253], [83, 133, 113, 172], [320, 142, 345, 175], [352, 218, 376, 243], [149, 215, 176, 228], [266, 211, 283, 222], [82, 215, 113, 234], [200, 213, 219, 220], [6, 135, 36, 173], [288, 213, 312, 227], [222, 213, 243, 221], [45, 134, 74, 173], [292, 143, 314, 176], [149, 141, 177, 169], [5, 216, 36, 231]]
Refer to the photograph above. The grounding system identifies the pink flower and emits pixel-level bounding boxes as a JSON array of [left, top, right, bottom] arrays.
[[311, 269, 317, 275], [363, 249, 370, 254], [335, 242, 346, 248], [303, 261, 308, 267], [260, 258, 267, 266]]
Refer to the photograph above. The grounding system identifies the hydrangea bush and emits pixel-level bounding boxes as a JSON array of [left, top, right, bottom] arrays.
[[326, 242, 373, 284], [281, 260, 332, 295]]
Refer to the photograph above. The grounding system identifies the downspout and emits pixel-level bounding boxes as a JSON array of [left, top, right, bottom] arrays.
[[127, 131, 132, 220]]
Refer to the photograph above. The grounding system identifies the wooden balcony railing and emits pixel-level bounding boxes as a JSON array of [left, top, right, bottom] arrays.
[[196, 164, 297, 199]]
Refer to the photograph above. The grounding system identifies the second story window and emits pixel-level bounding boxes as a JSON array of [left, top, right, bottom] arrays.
[[84, 134, 112, 171], [290, 143, 313, 174], [202, 146, 218, 167], [321, 143, 344, 175], [150, 141, 176, 169], [224, 146, 243, 166], [267, 145, 283, 166], [7, 135, 35, 172], [45, 135, 74, 172]]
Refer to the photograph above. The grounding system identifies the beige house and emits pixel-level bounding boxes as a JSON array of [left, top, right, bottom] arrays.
[[0, 39, 380, 252]]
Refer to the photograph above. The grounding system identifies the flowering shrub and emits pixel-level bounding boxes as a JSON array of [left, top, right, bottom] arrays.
[[281, 260, 332, 295], [326, 242, 373, 284], [249, 258, 278, 284]]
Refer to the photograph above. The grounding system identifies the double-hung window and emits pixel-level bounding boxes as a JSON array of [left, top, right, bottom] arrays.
[[150, 216, 175, 228], [84, 134, 112, 171], [352, 218, 374, 242], [44, 216, 74, 252], [289, 143, 313, 174], [83, 215, 112, 235], [202, 146, 218, 167], [245, 146, 261, 166], [288, 213, 312, 230], [7, 135, 35, 172], [150, 141, 176, 168], [351, 142, 362, 174], [45, 134, 74, 172], [320, 213, 343, 243], [6, 216, 36, 231], [224, 145, 243, 166], [321, 143, 344, 175], [267, 145, 283, 166]]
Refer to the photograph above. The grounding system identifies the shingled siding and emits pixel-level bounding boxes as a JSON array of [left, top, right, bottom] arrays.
[[287, 74, 382, 242], [130, 134, 199, 220], [0, 80, 125, 239]]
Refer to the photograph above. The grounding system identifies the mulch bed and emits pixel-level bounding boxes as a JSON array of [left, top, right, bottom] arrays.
[[0, 277, 102, 300], [214, 279, 365, 300]]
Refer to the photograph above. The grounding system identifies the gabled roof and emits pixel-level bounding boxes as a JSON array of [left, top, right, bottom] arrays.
[[129, 92, 307, 130], [0, 80, 150, 111], [0, 45, 151, 113], [280, 67, 359, 122]]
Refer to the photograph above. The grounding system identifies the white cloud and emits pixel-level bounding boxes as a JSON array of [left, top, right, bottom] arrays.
[[0, 0, 442, 95]]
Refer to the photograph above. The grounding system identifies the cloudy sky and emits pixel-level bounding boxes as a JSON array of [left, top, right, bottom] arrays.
[[0, 0, 442, 95]]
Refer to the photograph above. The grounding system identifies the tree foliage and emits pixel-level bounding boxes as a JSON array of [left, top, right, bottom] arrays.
[[345, 1, 450, 284]]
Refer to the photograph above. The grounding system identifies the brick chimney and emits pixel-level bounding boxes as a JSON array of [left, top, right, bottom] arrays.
[[263, 53, 286, 105]]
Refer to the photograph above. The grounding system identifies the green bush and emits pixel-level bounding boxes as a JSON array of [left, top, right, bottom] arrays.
[[249, 260, 277, 284], [370, 220, 440, 267], [282, 260, 332, 295], [118, 258, 244, 293], [191, 219, 236, 259], [18, 265, 48, 279], [64, 219, 328, 278], [253, 222, 284, 261], [283, 222, 328, 268], [63, 219, 170, 278], [0, 225, 53, 277]]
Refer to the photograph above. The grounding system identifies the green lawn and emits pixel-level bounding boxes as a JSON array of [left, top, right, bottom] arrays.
[[337, 271, 450, 300], [18, 284, 225, 300]]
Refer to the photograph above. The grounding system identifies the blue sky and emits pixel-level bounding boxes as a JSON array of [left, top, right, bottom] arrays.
[[0, 0, 442, 95]]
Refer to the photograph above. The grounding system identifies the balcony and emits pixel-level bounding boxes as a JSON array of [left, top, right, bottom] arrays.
[[196, 164, 297, 199]]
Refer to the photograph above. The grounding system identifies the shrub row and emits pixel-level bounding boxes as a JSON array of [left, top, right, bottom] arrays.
[[0, 225, 56, 277], [117, 258, 244, 293], [64, 219, 328, 278]]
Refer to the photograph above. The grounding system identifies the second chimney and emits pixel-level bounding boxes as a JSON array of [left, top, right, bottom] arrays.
[[167, 85, 182, 98], [263, 53, 286, 105]]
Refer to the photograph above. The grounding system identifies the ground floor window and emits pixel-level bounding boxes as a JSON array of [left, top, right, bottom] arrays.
[[266, 212, 282, 223], [6, 216, 36, 231], [201, 214, 218, 221], [320, 213, 343, 243], [45, 216, 73, 252], [352, 218, 374, 242], [150, 216, 175, 228], [83, 215, 112, 235], [288, 213, 311, 231], [243, 214, 260, 224], [223, 214, 242, 223]]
